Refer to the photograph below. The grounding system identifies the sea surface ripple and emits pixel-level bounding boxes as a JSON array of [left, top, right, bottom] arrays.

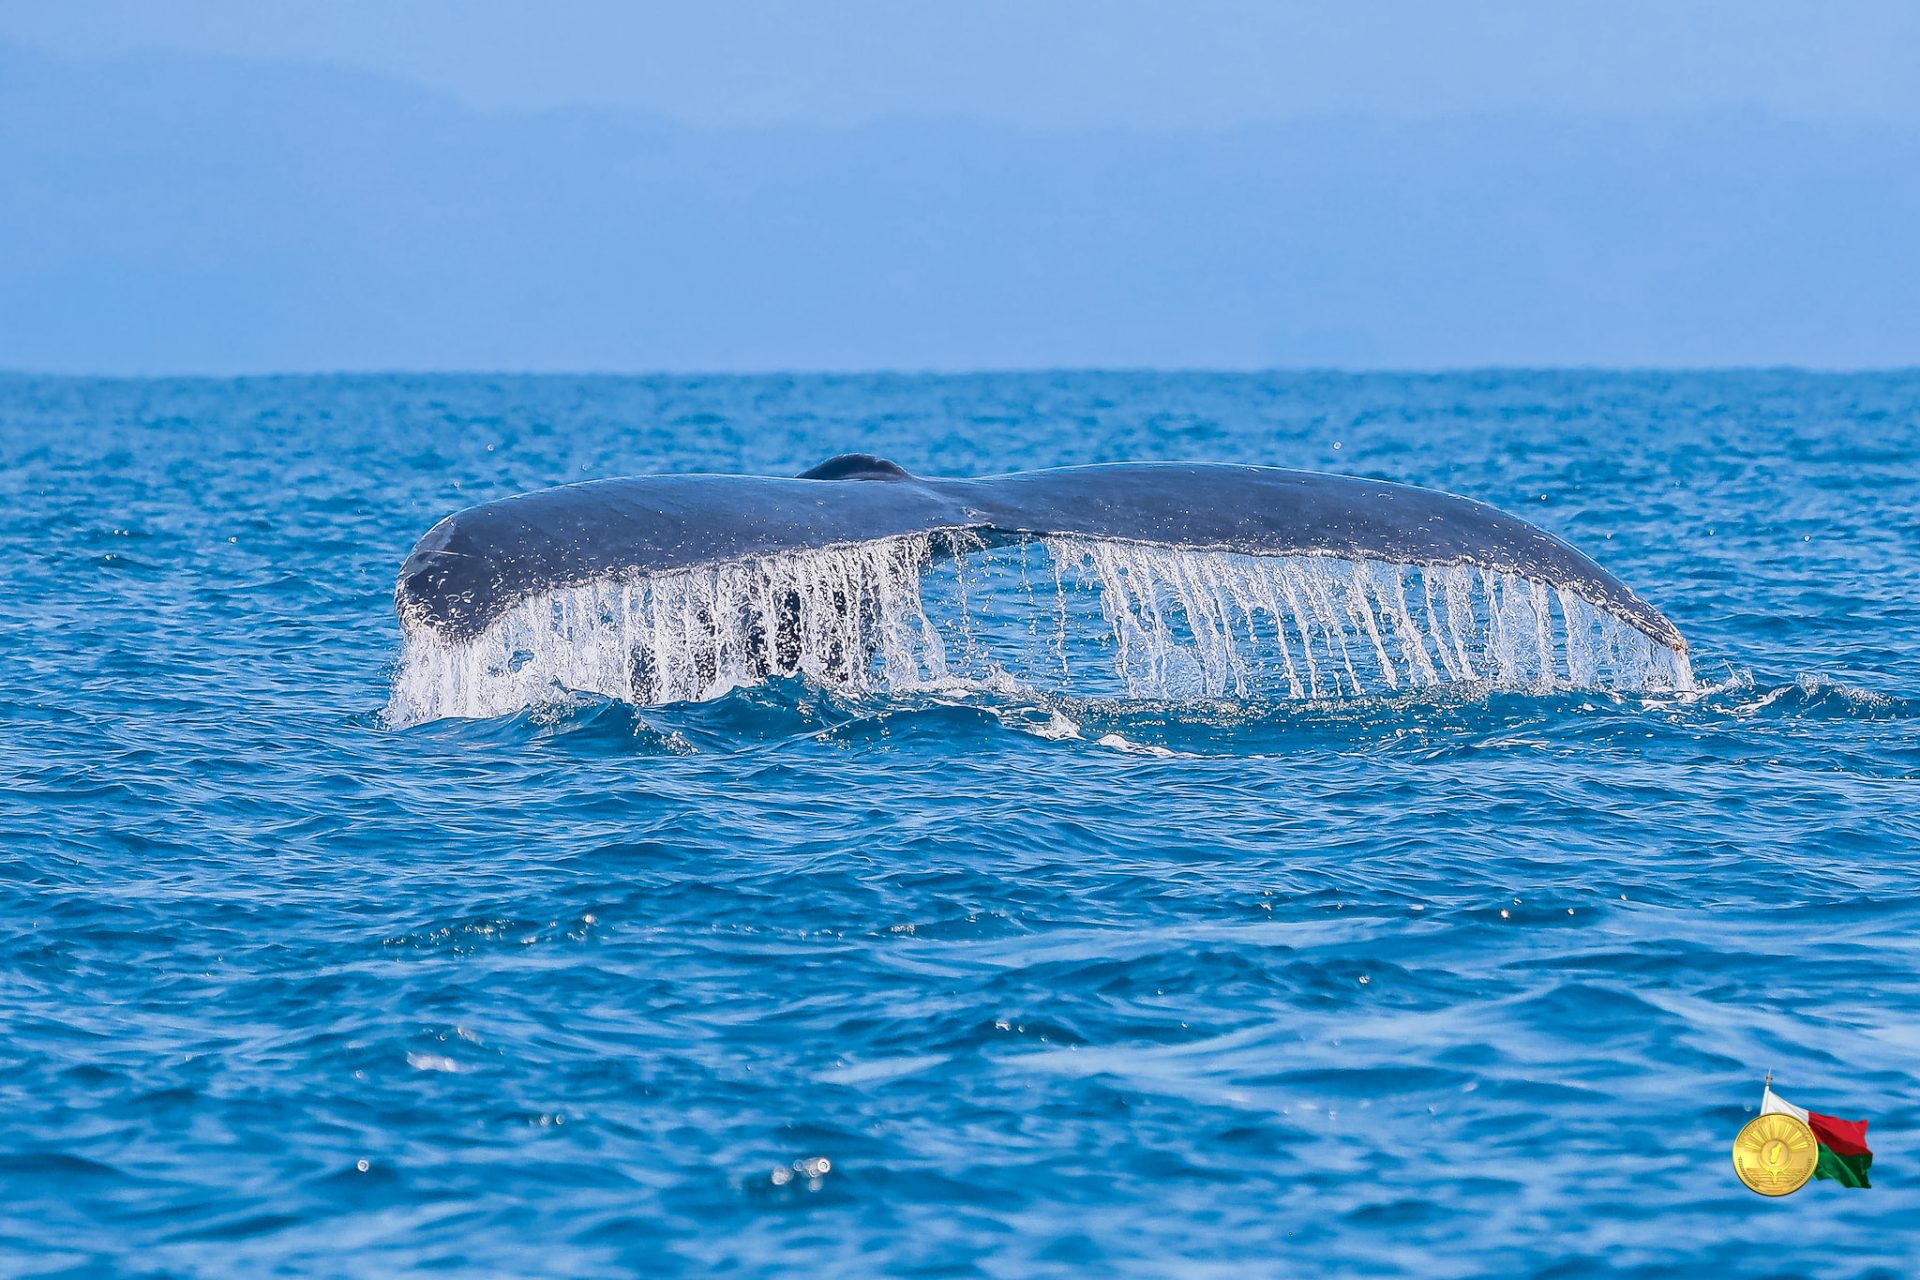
[[2, 371, 1917, 1277]]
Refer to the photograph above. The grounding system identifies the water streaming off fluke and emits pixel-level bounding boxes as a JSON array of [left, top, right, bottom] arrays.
[[386, 535, 1692, 725]]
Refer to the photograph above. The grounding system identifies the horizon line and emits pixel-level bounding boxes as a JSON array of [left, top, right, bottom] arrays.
[[3, 363, 1918, 382]]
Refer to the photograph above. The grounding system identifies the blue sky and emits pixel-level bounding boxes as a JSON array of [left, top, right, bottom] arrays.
[[6, 1, 1920, 129], [2, 4, 1917, 372]]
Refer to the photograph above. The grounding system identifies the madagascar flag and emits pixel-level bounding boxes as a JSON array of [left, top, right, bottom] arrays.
[[1763, 1086, 1873, 1188]]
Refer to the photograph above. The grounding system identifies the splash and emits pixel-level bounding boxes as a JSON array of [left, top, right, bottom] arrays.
[[387, 534, 950, 725], [1045, 538, 1693, 701], [385, 535, 1692, 725]]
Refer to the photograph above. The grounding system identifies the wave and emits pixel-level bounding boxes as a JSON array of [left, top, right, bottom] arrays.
[[386, 666, 1912, 766]]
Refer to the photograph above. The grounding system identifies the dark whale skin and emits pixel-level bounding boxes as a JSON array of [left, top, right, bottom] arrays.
[[396, 455, 1685, 654]]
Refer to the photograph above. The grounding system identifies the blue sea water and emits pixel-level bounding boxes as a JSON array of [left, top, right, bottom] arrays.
[[3, 370, 1917, 1277]]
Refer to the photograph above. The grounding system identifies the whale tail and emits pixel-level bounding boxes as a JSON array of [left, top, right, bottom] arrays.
[[389, 457, 1689, 721]]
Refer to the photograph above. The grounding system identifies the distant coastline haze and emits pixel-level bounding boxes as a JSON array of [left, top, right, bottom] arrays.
[[1, 5, 1916, 373]]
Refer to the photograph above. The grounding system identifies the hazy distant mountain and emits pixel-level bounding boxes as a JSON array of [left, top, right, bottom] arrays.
[[2, 39, 1916, 373]]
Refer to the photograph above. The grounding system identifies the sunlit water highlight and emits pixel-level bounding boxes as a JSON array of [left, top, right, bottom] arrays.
[[3, 371, 1917, 1277]]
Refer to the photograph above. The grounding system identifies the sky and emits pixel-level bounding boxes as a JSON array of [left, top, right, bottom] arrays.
[[2, 3, 1917, 373], [6, 1, 1920, 130]]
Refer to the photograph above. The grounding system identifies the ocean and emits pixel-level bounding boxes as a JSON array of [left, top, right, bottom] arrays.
[[3, 370, 1916, 1276]]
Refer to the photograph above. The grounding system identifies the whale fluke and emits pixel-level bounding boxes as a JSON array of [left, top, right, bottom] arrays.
[[395, 456, 1685, 658]]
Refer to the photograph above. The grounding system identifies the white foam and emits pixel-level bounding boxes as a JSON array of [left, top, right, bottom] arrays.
[[1046, 539, 1693, 701], [385, 535, 1692, 725]]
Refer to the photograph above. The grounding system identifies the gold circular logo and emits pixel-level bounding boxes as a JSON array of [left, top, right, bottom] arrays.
[[1732, 1112, 1817, 1196]]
